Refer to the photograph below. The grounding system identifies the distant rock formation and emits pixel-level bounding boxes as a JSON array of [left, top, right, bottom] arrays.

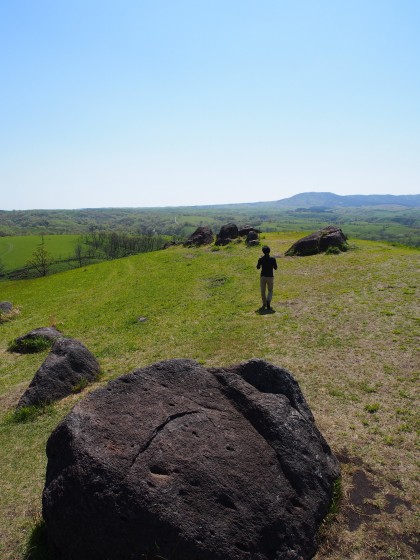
[[285, 226, 348, 256], [10, 326, 63, 353], [215, 223, 239, 245], [238, 225, 261, 237], [184, 226, 214, 247], [43, 358, 340, 560], [16, 338, 100, 409], [163, 240, 181, 249], [246, 230, 259, 244]]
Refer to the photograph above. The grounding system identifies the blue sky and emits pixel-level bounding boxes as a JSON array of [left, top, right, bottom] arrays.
[[1, 0, 419, 210]]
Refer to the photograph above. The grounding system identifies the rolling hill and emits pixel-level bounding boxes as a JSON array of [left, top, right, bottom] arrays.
[[0, 233, 419, 559]]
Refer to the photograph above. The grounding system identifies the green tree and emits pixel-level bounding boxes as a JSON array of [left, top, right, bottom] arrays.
[[26, 245, 53, 277]]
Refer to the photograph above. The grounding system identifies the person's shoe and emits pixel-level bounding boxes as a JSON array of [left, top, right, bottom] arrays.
[[266, 301, 271, 309]]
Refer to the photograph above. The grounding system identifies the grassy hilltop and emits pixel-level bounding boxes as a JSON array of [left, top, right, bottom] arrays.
[[0, 233, 418, 559]]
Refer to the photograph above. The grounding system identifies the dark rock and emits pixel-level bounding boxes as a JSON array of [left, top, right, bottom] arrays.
[[43, 359, 340, 560], [238, 225, 262, 237], [17, 338, 100, 409], [163, 241, 181, 249], [285, 226, 347, 256], [215, 223, 239, 245], [246, 230, 259, 243], [184, 226, 214, 247], [10, 326, 63, 353], [247, 239, 260, 247], [0, 301, 13, 313]]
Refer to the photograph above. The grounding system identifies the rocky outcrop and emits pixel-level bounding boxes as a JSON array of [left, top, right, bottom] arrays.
[[215, 223, 239, 245], [16, 338, 100, 409], [285, 226, 348, 256], [238, 225, 261, 237], [184, 227, 214, 247], [43, 358, 339, 560], [10, 326, 63, 353]]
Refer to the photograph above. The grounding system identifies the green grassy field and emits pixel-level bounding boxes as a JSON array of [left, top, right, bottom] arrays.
[[0, 235, 81, 272], [0, 233, 418, 559]]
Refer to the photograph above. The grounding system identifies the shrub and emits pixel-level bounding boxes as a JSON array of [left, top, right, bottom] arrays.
[[8, 336, 54, 354], [325, 246, 340, 255], [365, 403, 380, 413], [6, 404, 54, 424]]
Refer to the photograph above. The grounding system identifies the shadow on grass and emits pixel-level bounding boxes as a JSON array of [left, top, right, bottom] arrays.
[[256, 307, 276, 315], [24, 520, 53, 560]]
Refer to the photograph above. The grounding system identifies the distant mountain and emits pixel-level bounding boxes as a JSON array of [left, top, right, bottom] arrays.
[[274, 192, 420, 208]]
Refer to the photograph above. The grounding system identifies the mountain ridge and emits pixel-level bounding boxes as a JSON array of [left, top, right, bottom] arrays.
[[273, 192, 420, 208]]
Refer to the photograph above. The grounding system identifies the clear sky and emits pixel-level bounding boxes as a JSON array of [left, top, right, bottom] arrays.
[[1, 0, 419, 210]]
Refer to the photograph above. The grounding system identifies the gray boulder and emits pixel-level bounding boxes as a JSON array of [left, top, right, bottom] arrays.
[[184, 226, 214, 247], [10, 326, 63, 353], [16, 338, 100, 409], [43, 359, 339, 560], [285, 226, 347, 256], [0, 301, 13, 313]]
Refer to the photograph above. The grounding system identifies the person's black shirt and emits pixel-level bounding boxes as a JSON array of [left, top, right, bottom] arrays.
[[257, 254, 277, 277]]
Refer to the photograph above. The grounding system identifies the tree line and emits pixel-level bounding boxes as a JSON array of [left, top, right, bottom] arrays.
[[1, 232, 169, 280]]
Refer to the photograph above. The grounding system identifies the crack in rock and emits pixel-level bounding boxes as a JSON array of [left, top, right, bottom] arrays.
[[130, 410, 200, 467]]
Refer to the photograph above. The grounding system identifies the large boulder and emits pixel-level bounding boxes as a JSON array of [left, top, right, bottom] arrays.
[[246, 230, 259, 244], [285, 226, 347, 256], [10, 326, 63, 353], [43, 359, 340, 560], [16, 338, 100, 409], [215, 223, 239, 245], [184, 226, 214, 247]]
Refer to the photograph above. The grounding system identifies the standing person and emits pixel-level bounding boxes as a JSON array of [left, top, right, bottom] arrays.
[[257, 246, 277, 309]]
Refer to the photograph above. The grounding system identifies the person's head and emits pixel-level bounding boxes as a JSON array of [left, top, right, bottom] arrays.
[[262, 246, 270, 254]]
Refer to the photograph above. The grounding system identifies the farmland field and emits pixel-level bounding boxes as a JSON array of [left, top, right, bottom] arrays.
[[0, 235, 81, 273]]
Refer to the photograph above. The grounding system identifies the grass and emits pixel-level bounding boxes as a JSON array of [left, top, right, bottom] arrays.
[[0, 232, 419, 559], [8, 336, 54, 354], [0, 235, 81, 273], [5, 404, 55, 425]]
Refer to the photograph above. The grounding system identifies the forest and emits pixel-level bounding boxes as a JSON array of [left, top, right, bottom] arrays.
[[0, 202, 419, 247]]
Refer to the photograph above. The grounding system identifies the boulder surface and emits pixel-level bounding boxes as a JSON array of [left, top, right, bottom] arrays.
[[238, 225, 261, 237], [184, 226, 214, 247], [43, 359, 339, 560], [17, 338, 100, 409], [285, 226, 347, 256], [0, 301, 13, 313], [215, 223, 239, 245]]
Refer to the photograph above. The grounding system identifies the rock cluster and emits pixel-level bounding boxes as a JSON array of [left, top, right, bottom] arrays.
[[43, 358, 339, 560], [215, 223, 261, 246], [285, 226, 348, 256]]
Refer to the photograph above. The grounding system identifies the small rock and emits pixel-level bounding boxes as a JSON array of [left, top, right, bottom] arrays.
[[16, 338, 100, 409]]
